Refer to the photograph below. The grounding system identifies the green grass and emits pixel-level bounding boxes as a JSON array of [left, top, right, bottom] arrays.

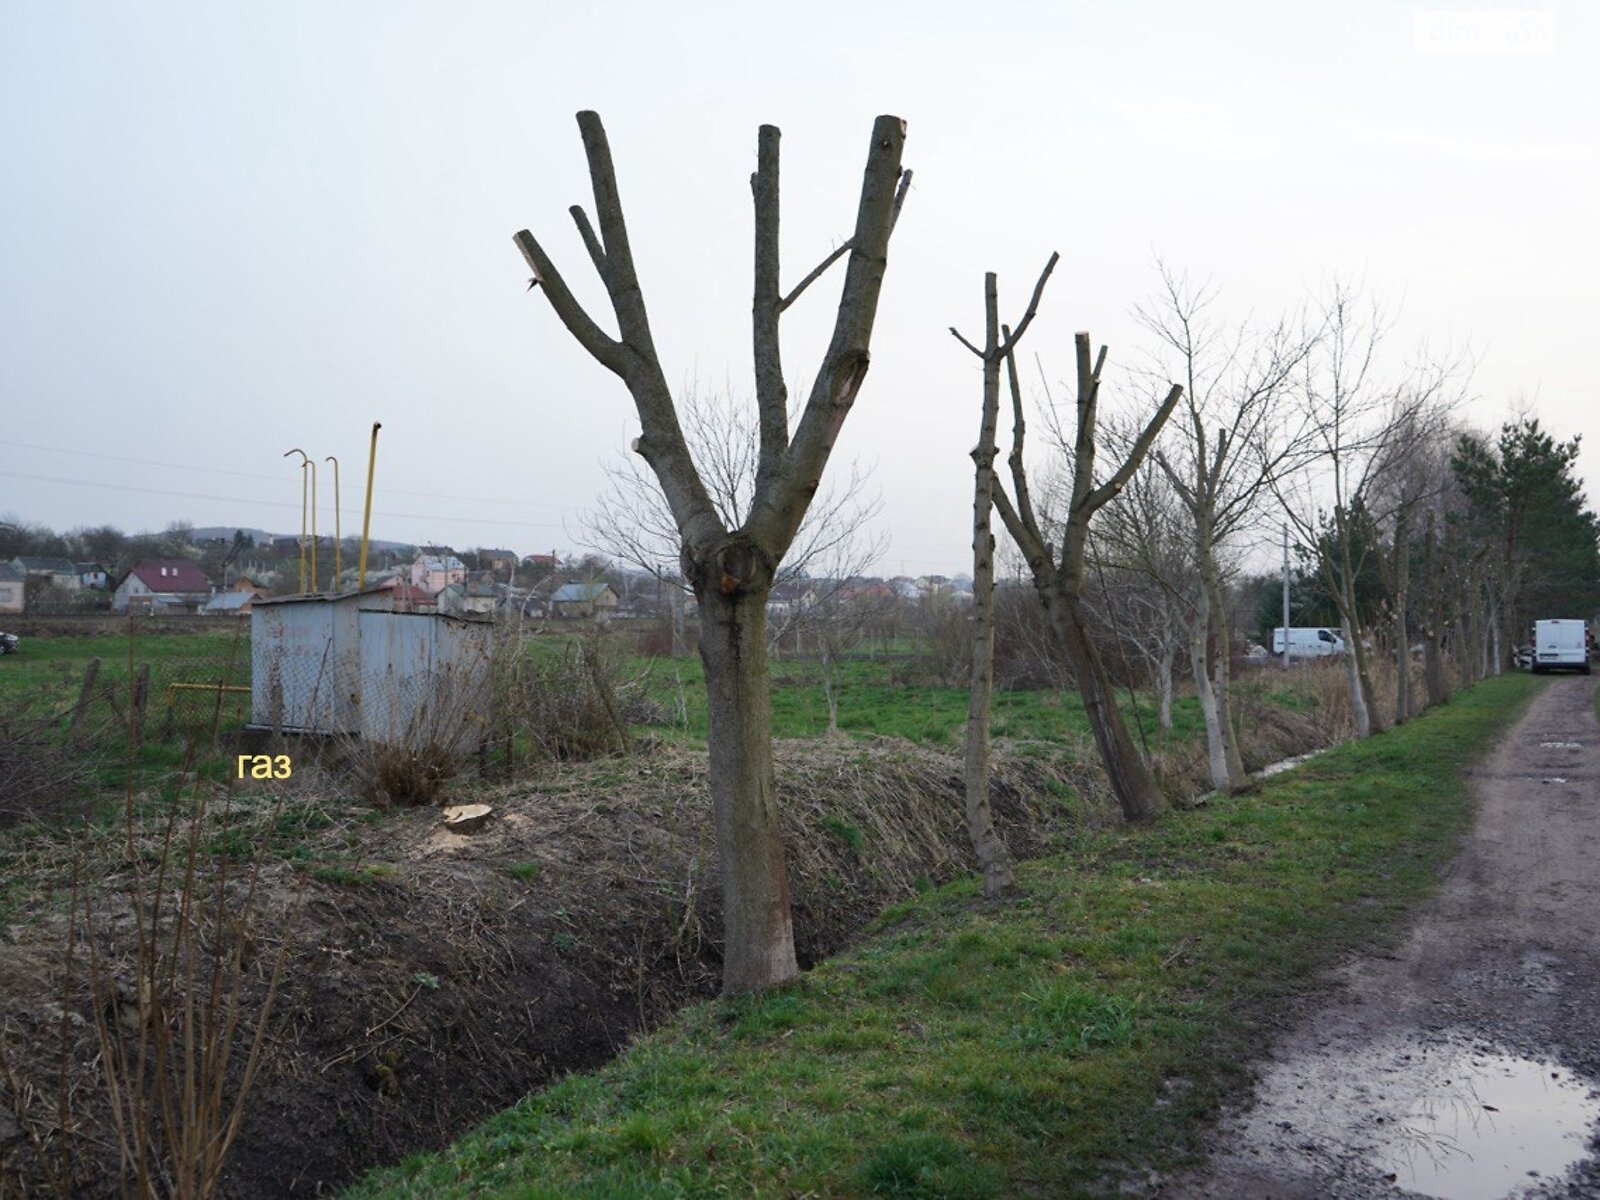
[[635, 649, 1206, 748], [347, 672, 1541, 1200]]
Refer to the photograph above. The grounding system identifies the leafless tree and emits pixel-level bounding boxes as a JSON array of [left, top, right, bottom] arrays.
[[1090, 445, 1196, 730], [950, 257, 1059, 895], [969, 327, 1182, 821], [515, 112, 911, 994], [1275, 283, 1449, 737], [583, 386, 886, 650], [1367, 396, 1461, 722], [1137, 266, 1317, 790]]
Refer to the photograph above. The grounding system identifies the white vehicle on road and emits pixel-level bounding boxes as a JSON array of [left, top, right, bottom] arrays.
[[1531, 619, 1591, 674], [1271, 627, 1346, 660]]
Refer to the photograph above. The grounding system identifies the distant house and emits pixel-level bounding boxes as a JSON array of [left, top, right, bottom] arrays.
[[549, 580, 620, 619], [113, 560, 213, 613], [411, 554, 466, 596], [476, 548, 519, 578], [76, 563, 110, 590], [203, 576, 265, 617], [438, 571, 502, 617], [202, 591, 256, 618], [375, 577, 437, 612], [0, 562, 23, 614], [12, 556, 80, 592]]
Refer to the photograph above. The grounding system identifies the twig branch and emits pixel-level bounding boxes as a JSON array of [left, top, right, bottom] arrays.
[[888, 168, 913, 234], [949, 326, 984, 358], [997, 251, 1061, 357], [569, 205, 607, 276], [780, 241, 853, 313]]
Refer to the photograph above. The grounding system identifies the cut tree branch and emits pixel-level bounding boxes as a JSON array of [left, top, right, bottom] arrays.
[[754, 115, 908, 550], [779, 241, 853, 313], [752, 123, 787, 493], [512, 229, 626, 376], [1088, 384, 1185, 512]]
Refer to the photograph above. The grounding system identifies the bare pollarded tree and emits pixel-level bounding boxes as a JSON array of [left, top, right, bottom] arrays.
[[515, 112, 911, 994], [950, 255, 1059, 896], [965, 327, 1182, 822]]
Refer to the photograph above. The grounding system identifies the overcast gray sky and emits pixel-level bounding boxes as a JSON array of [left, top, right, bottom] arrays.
[[2, 1, 1594, 575]]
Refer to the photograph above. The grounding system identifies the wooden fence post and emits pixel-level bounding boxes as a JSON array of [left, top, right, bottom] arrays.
[[129, 663, 150, 750], [66, 657, 102, 748]]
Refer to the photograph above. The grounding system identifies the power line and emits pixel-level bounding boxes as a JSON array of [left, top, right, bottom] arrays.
[[0, 470, 572, 531], [0, 438, 581, 512]]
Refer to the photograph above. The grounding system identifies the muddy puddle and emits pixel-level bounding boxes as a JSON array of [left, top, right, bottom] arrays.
[[1241, 1035, 1600, 1198]]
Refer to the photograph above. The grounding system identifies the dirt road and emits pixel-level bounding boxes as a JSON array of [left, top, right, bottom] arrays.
[[1166, 676, 1600, 1199]]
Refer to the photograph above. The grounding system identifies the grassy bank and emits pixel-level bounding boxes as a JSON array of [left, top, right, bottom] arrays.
[[349, 673, 1540, 1199]]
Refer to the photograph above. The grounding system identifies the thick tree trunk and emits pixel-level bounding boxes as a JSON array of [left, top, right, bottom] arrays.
[[962, 281, 1017, 897], [1422, 515, 1449, 708], [1204, 569, 1247, 786], [1156, 638, 1175, 730], [1188, 524, 1245, 790], [1189, 603, 1230, 789], [1341, 616, 1371, 736], [1464, 574, 1486, 685], [1333, 513, 1384, 734], [1046, 584, 1160, 821], [696, 586, 798, 995], [963, 547, 1015, 892], [1393, 510, 1411, 725]]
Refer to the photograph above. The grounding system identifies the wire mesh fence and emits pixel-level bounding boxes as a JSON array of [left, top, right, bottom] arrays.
[[0, 611, 676, 828]]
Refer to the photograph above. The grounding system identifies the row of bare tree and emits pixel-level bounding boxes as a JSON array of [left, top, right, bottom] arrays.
[[516, 112, 1595, 994], [956, 255, 1597, 896]]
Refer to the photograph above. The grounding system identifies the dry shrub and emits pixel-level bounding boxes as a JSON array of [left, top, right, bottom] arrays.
[[0, 699, 100, 829], [1, 771, 296, 1198], [510, 634, 663, 761], [634, 618, 694, 659], [349, 741, 458, 807], [908, 604, 970, 687], [993, 587, 1070, 690], [343, 667, 489, 807]]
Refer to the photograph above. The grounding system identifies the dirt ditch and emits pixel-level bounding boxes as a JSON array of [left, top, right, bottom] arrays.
[[1, 739, 1100, 1197], [0, 677, 1336, 1198]]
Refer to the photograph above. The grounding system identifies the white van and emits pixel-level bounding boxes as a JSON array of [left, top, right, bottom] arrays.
[[1531, 619, 1591, 674], [1272, 627, 1346, 660]]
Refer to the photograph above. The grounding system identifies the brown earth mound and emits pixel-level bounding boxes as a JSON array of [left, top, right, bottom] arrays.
[[0, 739, 1100, 1198]]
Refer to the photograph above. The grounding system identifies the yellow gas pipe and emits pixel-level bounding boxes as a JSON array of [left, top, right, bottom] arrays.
[[358, 423, 381, 590], [325, 456, 342, 592], [283, 448, 310, 593]]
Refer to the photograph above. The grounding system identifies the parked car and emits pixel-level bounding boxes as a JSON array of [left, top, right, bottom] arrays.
[[0, 631, 18, 655]]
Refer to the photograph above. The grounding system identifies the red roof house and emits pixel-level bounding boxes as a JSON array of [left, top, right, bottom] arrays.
[[113, 560, 213, 613]]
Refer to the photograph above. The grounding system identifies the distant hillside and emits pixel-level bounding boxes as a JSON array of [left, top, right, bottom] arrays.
[[188, 526, 413, 552]]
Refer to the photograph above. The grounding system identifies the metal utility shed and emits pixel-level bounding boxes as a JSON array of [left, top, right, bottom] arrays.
[[250, 590, 379, 734], [355, 609, 495, 748]]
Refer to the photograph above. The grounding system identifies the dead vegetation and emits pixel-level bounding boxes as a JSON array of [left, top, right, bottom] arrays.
[[0, 655, 1353, 1198], [0, 698, 103, 829], [1, 739, 1094, 1198]]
